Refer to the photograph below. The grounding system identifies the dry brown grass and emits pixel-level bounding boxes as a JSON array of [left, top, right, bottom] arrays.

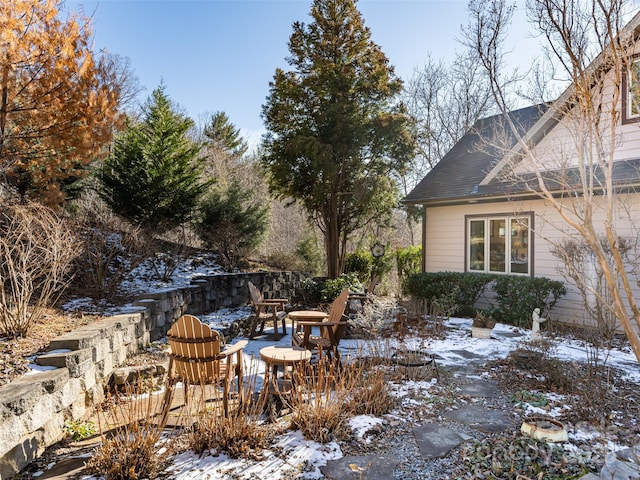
[[288, 354, 396, 443], [86, 382, 170, 480], [184, 366, 273, 460], [186, 401, 272, 460], [343, 362, 396, 416]]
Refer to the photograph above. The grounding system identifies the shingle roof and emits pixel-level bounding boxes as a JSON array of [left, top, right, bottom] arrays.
[[403, 104, 548, 205]]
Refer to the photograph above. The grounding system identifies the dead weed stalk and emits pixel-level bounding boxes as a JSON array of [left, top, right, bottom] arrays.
[[288, 353, 395, 443], [87, 381, 171, 480], [185, 357, 272, 459]]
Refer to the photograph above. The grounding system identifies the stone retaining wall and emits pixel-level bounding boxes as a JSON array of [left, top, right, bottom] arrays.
[[0, 271, 305, 479]]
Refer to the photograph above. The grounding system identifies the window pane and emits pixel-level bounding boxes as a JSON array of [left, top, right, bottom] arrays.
[[469, 220, 485, 271], [510, 218, 529, 274], [630, 61, 640, 117], [489, 219, 506, 272]]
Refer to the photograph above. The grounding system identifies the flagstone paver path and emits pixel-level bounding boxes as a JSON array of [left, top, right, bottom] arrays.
[[22, 344, 640, 480]]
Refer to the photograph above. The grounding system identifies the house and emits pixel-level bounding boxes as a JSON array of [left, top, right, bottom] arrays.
[[403, 12, 640, 326]]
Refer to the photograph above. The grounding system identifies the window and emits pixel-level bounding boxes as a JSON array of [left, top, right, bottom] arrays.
[[622, 57, 640, 124], [467, 215, 531, 275]]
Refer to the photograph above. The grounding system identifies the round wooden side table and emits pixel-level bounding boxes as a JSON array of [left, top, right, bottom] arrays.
[[258, 345, 312, 410]]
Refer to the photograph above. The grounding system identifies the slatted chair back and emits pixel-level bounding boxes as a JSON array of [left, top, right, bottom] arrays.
[[161, 314, 248, 423], [247, 281, 288, 339], [248, 281, 262, 304], [167, 314, 222, 384], [324, 288, 350, 345]]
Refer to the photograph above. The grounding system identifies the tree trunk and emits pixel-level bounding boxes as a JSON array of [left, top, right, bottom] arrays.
[[326, 209, 340, 279], [0, 63, 9, 166]]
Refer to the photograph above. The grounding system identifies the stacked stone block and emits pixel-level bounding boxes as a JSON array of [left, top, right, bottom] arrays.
[[0, 271, 305, 479]]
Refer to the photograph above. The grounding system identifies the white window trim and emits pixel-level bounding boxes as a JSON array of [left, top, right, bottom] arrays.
[[623, 57, 640, 124], [628, 60, 640, 119], [466, 215, 532, 276]]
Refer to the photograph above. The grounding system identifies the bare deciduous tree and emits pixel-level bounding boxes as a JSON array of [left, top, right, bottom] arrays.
[[465, 0, 640, 362], [404, 53, 496, 185], [401, 51, 496, 245]]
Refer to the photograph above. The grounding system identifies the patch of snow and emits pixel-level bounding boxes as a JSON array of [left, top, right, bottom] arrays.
[[165, 431, 342, 480], [25, 364, 57, 374], [350, 415, 383, 442]]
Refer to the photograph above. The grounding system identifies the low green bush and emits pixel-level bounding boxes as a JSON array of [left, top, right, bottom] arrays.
[[344, 251, 373, 283], [492, 275, 566, 327], [322, 273, 361, 301], [396, 245, 421, 281], [299, 277, 324, 304], [403, 271, 495, 316], [403, 271, 565, 325]]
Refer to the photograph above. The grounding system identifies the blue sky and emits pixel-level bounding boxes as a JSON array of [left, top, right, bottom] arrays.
[[64, 0, 537, 145]]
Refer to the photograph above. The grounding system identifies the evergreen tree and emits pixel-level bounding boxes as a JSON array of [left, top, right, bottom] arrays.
[[194, 181, 270, 272], [99, 85, 209, 233], [200, 112, 248, 188], [261, 0, 415, 278], [203, 111, 248, 158]]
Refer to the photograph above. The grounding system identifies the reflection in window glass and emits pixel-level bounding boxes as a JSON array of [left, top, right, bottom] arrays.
[[510, 218, 529, 274], [629, 60, 640, 118], [469, 220, 485, 271], [489, 219, 506, 272], [466, 215, 531, 275]]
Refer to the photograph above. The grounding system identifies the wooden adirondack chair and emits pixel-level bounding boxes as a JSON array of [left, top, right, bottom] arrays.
[[248, 282, 288, 340], [160, 314, 247, 423], [291, 288, 349, 362]]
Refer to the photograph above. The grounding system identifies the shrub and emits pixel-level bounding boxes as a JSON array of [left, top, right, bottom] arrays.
[[321, 273, 361, 301], [71, 217, 149, 301], [295, 234, 323, 275], [299, 277, 324, 304], [344, 250, 373, 283], [492, 276, 566, 327], [147, 226, 198, 282], [265, 249, 306, 272], [0, 203, 78, 337], [194, 181, 269, 272], [395, 245, 421, 281], [403, 271, 495, 317]]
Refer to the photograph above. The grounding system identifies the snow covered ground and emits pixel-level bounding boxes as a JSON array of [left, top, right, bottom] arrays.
[[48, 254, 640, 479], [72, 308, 640, 480]]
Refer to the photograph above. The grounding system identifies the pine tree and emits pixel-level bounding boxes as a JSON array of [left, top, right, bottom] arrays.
[[261, 0, 415, 278], [99, 85, 209, 233], [203, 111, 248, 158], [194, 181, 270, 272]]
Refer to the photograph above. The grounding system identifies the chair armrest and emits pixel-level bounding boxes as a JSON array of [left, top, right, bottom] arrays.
[[266, 298, 288, 303], [295, 320, 328, 327], [255, 301, 283, 307], [221, 339, 248, 356]]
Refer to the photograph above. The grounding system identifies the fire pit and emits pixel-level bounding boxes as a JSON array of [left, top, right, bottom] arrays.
[[391, 349, 438, 379]]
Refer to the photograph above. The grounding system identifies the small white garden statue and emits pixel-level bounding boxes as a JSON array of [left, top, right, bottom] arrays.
[[531, 308, 546, 341]]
